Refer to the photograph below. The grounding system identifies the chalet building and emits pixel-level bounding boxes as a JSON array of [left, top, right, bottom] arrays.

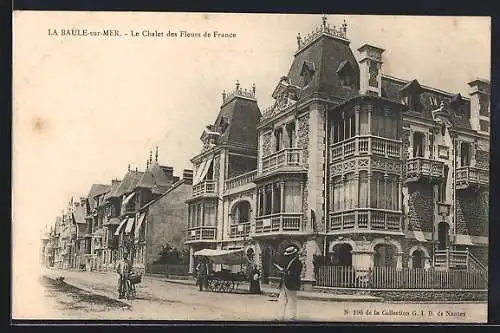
[[133, 169, 193, 274], [71, 197, 89, 270], [39, 227, 51, 267], [185, 81, 261, 274], [185, 16, 489, 289]]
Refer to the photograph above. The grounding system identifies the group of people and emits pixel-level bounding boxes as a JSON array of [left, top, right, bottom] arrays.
[[195, 245, 303, 321]]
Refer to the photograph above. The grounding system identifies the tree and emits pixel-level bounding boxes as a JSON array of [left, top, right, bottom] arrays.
[[154, 242, 189, 265]]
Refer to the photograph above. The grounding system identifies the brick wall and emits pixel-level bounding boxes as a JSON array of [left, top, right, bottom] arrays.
[[146, 182, 192, 265], [455, 189, 488, 237], [262, 132, 272, 157], [475, 149, 489, 169], [401, 128, 411, 178], [407, 183, 434, 232]]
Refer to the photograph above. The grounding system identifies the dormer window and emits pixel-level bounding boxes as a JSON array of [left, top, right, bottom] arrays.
[[300, 61, 315, 87], [460, 142, 472, 167], [337, 60, 355, 89], [219, 117, 229, 133], [400, 79, 423, 113]]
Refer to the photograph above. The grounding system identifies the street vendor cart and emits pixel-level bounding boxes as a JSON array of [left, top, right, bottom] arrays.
[[194, 248, 250, 293]]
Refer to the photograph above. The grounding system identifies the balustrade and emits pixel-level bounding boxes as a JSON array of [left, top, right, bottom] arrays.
[[261, 148, 304, 174], [225, 170, 257, 191], [229, 222, 251, 238], [254, 213, 303, 234], [330, 136, 401, 162], [192, 180, 217, 197], [185, 226, 217, 242], [329, 209, 402, 232], [456, 166, 489, 189], [405, 157, 444, 182]]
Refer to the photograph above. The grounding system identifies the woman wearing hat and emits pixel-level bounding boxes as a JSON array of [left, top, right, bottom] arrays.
[[274, 245, 303, 320]]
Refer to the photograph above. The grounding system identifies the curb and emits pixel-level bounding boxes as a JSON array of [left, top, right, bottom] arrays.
[[42, 273, 133, 309], [163, 279, 382, 302]]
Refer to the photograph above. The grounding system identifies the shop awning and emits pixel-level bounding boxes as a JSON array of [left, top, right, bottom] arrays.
[[124, 217, 135, 234], [114, 218, 127, 236], [193, 155, 214, 185], [121, 192, 136, 210], [135, 213, 146, 238], [194, 248, 249, 265]]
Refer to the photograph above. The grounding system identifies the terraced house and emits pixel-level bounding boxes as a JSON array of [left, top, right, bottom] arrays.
[[185, 17, 489, 289]]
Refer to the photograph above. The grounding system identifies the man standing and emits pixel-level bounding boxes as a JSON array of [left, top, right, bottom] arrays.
[[196, 256, 209, 291], [116, 252, 132, 299], [275, 246, 303, 320]]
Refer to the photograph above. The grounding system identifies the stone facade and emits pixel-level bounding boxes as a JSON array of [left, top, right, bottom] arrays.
[[297, 113, 310, 167], [407, 183, 434, 232], [455, 189, 489, 237], [262, 132, 272, 157]]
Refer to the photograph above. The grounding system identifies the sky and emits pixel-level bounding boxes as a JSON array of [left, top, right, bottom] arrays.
[[12, 12, 490, 303]]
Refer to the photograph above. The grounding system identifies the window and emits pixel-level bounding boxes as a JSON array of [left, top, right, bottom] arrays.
[[460, 142, 472, 167], [480, 120, 490, 133], [438, 166, 449, 202], [479, 94, 489, 117], [370, 173, 399, 210], [286, 122, 296, 148], [274, 128, 283, 152], [358, 171, 368, 208], [203, 202, 216, 226], [413, 132, 425, 158], [273, 183, 281, 213], [264, 185, 273, 215], [233, 201, 250, 224], [368, 61, 379, 88], [359, 110, 369, 135], [284, 181, 302, 213]]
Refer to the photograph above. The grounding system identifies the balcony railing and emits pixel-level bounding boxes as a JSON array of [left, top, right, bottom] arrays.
[[405, 157, 444, 182], [229, 222, 251, 238], [261, 148, 304, 174], [456, 166, 489, 189], [330, 136, 401, 162], [225, 170, 257, 191], [192, 180, 217, 198], [329, 209, 402, 232], [185, 226, 217, 242], [254, 213, 303, 234]]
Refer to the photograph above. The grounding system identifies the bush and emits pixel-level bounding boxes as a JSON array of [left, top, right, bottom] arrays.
[[154, 243, 189, 265]]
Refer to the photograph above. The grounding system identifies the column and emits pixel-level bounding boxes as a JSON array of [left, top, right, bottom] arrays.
[[367, 172, 372, 228], [353, 172, 360, 226], [262, 188, 266, 216], [395, 251, 403, 269], [471, 141, 477, 167], [367, 104, 372, 134], [200, 203, 204, 227], [270, 184, 274, 214], [354, 105, 360, 137], [280, 181, 285, 213], [282, 124, 289, 148], [300, 181, 305, 231], [301, 239, 321, 291]]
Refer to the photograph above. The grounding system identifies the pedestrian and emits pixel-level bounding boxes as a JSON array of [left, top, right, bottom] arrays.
[[249, 264, 262, 294], [196, 256, 209, 291], [274, 246, 303, 321], [116, 252, 132, 299]]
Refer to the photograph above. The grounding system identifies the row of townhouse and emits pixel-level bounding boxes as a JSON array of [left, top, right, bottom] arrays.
[[41, 151, 194, 274], [183, 17, 490, 290], [41, 17, 490, 289]]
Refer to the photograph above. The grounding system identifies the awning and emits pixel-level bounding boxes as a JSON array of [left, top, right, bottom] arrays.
[[135, 213, 146, 238], [114, 218, 127, 236], [194, 248, 250, 265], [121, 192, 136, 210], [193, 155, 214, 185], [125, 217, 135, 234]]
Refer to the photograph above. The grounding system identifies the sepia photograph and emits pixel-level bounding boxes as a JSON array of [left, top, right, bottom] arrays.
[[12, 12, 491, 323]]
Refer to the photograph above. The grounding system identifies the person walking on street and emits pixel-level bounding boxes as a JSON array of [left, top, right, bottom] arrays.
[[274, 246, 303, 321], [196, 256, 209, 291], [116, 252, 132, 299]]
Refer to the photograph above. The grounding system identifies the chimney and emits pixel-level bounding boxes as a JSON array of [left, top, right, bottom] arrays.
[[112, 179, 121, 186], [80, 197, 86, 206], [467, 78, 490, 133], [358, 44, 385, 96], [162, 166, 174, 179], [183, 169, 194, 183]]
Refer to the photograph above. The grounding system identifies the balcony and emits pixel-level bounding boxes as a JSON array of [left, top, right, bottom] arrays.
[[254, 213, 304, 236], [185, 226, 217, 243], [229, 222, 251, 239], [330, 136, 401, 163], [192, 180, 217, 198], [456, 166, 489, 190], [329, 209, 402, 233], [225, 170, 257, 191], [260, 148, 306, 175], [405, 157, 444, 183]]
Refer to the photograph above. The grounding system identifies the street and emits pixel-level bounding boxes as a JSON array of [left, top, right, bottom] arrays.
[[15, 269, 487, 322]]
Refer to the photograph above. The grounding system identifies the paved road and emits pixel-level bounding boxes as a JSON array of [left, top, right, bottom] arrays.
[[34, 269, 487, 322]]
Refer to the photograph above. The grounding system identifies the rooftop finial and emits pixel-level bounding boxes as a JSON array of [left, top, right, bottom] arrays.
[[136, 166, 138, 172], [236, 80, 240, 91], [322, 14, 328, 29], [296, 32, 301, 49], [155, 146, 158, 162], [222, 90, 226, 101], [252, 83, 256, 95], [342, 19, 348, 34], [128, 164, 130, 172], [149, 150, 153, 165]]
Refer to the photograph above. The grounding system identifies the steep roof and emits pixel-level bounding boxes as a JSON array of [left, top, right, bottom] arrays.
[[72, 204, 86, 225], [286, 35, 360, 101], [136, 163, 173, 189], [87, 184, 110, 199], [110, 170, 143, 198], [381, 75, 472, 130], [214, 96, 261, 148]]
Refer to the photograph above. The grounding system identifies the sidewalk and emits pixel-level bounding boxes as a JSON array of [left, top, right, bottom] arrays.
[[42, 268, 382, 303]]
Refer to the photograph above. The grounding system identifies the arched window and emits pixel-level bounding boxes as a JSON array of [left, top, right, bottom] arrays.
[[412, 250, 424, 269], [233, 201, 251, 224]]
